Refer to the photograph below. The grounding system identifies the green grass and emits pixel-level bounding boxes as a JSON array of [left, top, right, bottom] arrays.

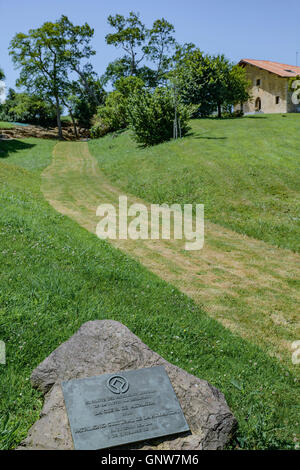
[[0, 121, 14, 129], [0, 138, 56, 173], [61, 115, 72, 122], [0, 138, 299, 450], [89, 114, 300, 252]]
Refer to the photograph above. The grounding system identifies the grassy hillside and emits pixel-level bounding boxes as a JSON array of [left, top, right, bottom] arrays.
[[40, 141, 300, 371], [89, 114, 300, 252], [0, 138, 299, 450], [0, 138, 55, 172], [0, 122, 14, 129]]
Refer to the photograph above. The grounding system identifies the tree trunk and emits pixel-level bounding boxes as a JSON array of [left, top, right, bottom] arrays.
[[60, 96, 79, 140], [217, 103, 222, 119], [69, 109, 79, 139], [55, 96, 63, 139]]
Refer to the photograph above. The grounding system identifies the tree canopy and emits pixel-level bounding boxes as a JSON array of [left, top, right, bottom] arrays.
[[7, 11, 253, 143], [172, 48, 251, 117], [104, 12, 176, 86], [0, 88, 57, 126]]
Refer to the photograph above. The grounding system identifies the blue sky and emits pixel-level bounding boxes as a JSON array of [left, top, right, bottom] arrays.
[[0, 0, 300, 93]]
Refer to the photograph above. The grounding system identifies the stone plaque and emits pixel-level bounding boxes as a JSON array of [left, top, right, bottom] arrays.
[[61, 366, 190, 450]]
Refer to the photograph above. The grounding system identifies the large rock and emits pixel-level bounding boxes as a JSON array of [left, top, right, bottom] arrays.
[[18, 320, 236, 450]]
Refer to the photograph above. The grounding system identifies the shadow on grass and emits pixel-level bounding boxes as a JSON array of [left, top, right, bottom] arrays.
[[187, 130, 227, 140], [0, 139, 35, 159], [194, 136, 227, 140], [244, 115, 268, 119]]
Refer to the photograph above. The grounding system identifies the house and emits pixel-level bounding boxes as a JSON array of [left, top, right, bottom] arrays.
[[237, 59, 300, 114]]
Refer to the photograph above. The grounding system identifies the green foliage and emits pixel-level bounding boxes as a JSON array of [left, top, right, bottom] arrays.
[[173, 48, 251, 117], [98, 91, 128, 131], [114, 75, 145, 97], [0, 122, 14, 129], [91, 76, 145, 137], [127, 87, 193, 146], [104, 12, 176, 86], [90, 91, 127, 138], [0, 88, 56, 126], [106, 11, 146, 76], [90, 117, 111, 139], [144, 18, 176, 84], [172, 49, 215, 116], [104, 57, 132, 85], [67, 75, 106, 129], [9, 15, 99, 137]]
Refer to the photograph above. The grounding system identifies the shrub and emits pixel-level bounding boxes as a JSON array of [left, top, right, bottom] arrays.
[[97, 91, 128, 131], [127, 87, 193, 146], [90, 117, 111, 138], [90, 76, 145, 138], [90, 91, 127, 138]]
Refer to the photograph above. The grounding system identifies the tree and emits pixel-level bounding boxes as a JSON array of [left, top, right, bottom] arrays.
[[0, 88, 56, 126], [225, 64, 252, 114], [173, 48, 250, 117], [208, 55, 251, 117], [104, 12, 176, 86], [146, 19, 176, 83], [172, 49, 215, 117], [102, 57, 132, 85], [106, 12, 146, 77], [67, 77, 106, 130], [9, 16, 99, 138], [56, 16, 101, 106], [10, 21, 71, 138]]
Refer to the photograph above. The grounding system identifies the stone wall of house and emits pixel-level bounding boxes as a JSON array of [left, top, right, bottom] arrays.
[[240, 64, 288, 114]]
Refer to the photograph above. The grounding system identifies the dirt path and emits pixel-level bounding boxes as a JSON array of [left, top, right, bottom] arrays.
[[42, 141, 300, 369]]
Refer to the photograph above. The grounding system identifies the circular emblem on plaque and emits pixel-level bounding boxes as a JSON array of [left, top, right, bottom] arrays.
[[106, 375, 129, 394]]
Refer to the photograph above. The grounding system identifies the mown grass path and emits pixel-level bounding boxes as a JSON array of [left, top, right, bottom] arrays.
[[42, 142, 300, 371]]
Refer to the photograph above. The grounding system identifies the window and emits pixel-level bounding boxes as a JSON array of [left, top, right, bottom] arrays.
[[256, 79, 261, 86], [276, 96, 280, 104]]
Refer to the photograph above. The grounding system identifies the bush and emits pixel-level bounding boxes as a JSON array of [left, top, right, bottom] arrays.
[[90, 91, 127, 138], [97, 91, 128, 131], [90, 76, 145, 138], [90, 117, 111, 138], [127, 87, 193, 146]]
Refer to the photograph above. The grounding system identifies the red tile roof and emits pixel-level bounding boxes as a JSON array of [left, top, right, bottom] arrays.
[[239, 59, 300, 77]]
